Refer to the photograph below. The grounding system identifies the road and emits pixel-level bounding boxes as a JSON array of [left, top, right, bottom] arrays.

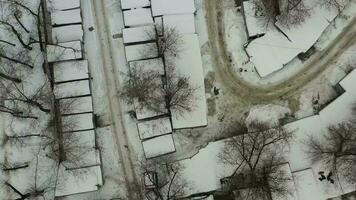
[[91, 0, 141, 199], [205, 0, 356, 104]]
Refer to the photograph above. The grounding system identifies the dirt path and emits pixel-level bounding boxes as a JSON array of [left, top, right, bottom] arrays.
[[205, 0, 356, 104], [92, 0, 140, 199]]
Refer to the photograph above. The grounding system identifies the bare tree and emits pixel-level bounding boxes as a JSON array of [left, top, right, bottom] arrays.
[[220, 121, 293, 200], [252, 0, 311, 29], [318, 0, 350, 14], [120, 63, 196, 116], [144, 26, 183, 58], [120, 65, 162, 108], [305, 122, 356, 185], [160, 64, 196, 114], [140, 158, 188, 200], [277, 0, 311, 29]]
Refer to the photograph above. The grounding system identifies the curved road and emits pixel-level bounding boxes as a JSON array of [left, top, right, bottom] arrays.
[[205, 0, 356, 104]]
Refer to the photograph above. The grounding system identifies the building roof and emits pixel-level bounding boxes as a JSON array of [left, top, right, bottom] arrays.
[[137, 117, 172, 140], [123, 25, 155, 44], [142, 134, 176, 158], [170, 34, 207, 129], [120, 0, 150, 10], [59, 96, 93, 115], [123, 8, 153, 27], [151, 0, 196, 17], [51, 8, 82, 26], [61, 113, 94, 132], [52, 24, 83, 43], [47, 41, 82, 63], [125, 42, 158, 62], [50, 0, 80, 11], [53, 60, 89, 83], [163, 14, 196, 34], [54, 80, 91, 99]]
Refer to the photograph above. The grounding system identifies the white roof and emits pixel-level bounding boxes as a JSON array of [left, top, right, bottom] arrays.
[[246, 0, 337, 77], [123, 8, 153, 27], [51, 8, 82, 26], [142, 134, 176, 158], [53, 60, 89, 82], [55, 165, 102, 197], [134, 97, 168, 120], [122, 25, 155, 44], [121, 0, 150, 10], [293, 169, 324, 200], [151, 0, 196, 17], [125, 42, 158, 62], [59, 96, 93, 115], [51, 0, 80, 10], [137, 117, 172, 140], [163, 14, 196, 34], [54, 80, 91, 99], [47, 41, 82, 63], [129, 58, 165, 75], [61, 113, 94, 132], [243, 1, 267, 37], [170, 34, 207, 129], [62, 130, 100, 168], [52, 24, 83, 43]]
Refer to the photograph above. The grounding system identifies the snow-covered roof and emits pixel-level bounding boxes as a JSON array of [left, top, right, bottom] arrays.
[[59, 96, 93, 115], [137, 117, 172, 140], [61, 113, 94, 132], [163, 14, 196, 34], [293, 169, 324, 200], [51, 8, 82, 26], [55, 165, 102, 197], [125, 42, 158, 62], [120, 0, 150, 10], [53, 60, 89, 83], [129, 57, 165, 75], [134, 97, 168, 120], [180, 140, 234, 195], [122, 25, 155, 44], [246, 0, 338, 77], [242, 1, 267, 37], [54, 80, 91, 99], [62, 130, 100, 168], [50, 0, 80, 11], [142, 134, 176, 158], [123, 8, 153, 27], [151, 0, 196, 17], [170, 34, 207, 129], [52, 24, 83, 43], [47, 41, 82, 63]]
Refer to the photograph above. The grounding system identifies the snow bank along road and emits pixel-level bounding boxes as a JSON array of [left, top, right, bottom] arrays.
[[206, 0, 356, 104], [92, 0, 140, 199]]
